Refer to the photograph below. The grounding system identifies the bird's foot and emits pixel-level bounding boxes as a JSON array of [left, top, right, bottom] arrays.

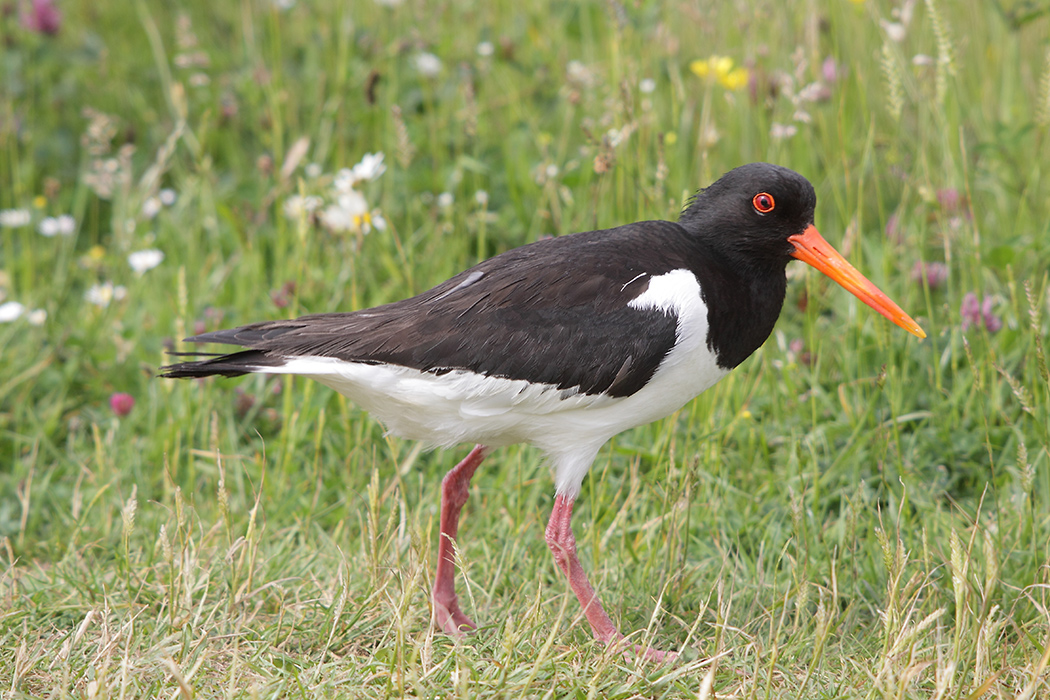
[[598, 630, 678, 663], [433, 596, 477, 637], [627, 643, 678, 663]]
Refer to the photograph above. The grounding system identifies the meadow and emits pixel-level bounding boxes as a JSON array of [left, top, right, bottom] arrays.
[[2, 0, 1050, 697]]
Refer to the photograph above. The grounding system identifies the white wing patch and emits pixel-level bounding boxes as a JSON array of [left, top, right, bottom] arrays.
[[627, 268, 702, 315]]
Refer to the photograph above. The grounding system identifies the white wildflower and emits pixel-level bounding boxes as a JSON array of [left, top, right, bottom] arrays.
[[414, 52, 442, 77], [38, 214, 75, 237], [142, 197, 162, 219], [882, 20, 906, 42], [0, 209, 31, 228], [332, 168, 357, 194], [26, 308, 47, 326], [128, 249, 165, 275], [159, 188, 177, 206], [475, 190, 489, 206], [320, 202, 353, 232], [38, 218, 58, 236], [912, 54, 935, 66], [0, 301, 24, 322], [770, 123, 797, 140], [437, 192, 454, 208], [58, 214, 76, 234], [892, 1, 915, 25], [85, 282, 127, 308], [305, 162, 322, 178], [321, 191, 384, 234], [476, 41, 494, 57], [283, 194, 323, 220], [333, 153, 387, 193], [351, 152, 386, 183], [322, 190, 369, 231], [639, 78, 656, 94]]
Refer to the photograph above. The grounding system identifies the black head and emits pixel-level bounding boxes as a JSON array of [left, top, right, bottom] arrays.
[[678, 162, 817, 269]]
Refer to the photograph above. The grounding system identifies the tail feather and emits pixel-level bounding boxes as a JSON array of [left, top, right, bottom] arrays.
[[160, 349, 285, 379]]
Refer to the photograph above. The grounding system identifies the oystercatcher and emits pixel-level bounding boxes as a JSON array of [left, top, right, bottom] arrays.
[[162, 163, 924, 661]]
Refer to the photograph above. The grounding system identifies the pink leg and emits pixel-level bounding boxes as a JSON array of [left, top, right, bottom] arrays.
[[432, 444, 488, 636], [544, 493, 676, 662]]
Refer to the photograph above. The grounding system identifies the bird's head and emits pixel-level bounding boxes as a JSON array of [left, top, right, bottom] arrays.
[[681, 162, 926, 339]]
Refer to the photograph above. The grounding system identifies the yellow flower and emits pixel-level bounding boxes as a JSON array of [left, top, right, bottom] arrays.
[[79, 245, 106, 271], [690, 56, 749, 90], [33, 195, 47, 209], [721, 67, 750, 91], [691, 55, 730, 80]]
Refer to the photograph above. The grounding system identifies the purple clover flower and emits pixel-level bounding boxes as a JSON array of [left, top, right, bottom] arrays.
[[22, 0, 61, 35], [911, 261, 948, 289], [960, 292, 1001, 333]]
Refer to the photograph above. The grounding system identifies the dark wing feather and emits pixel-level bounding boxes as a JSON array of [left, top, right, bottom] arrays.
[[162, 221, 701, 397]]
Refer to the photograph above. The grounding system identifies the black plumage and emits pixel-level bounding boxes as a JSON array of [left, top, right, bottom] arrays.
[[162, 164, 819, 393]]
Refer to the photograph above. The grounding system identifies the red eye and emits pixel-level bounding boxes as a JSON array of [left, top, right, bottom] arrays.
[[753, 192, 775, 213]]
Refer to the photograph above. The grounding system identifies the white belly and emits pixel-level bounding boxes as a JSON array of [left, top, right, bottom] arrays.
[[258, 269, 727, 497]]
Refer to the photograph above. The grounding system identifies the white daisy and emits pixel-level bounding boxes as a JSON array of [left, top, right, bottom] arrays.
[[85, 282, 127, 308], [38, 214, 75, 237], [0, 209, 31, 228], [882, 20, 906, 42], [128, 249, 165, 275], [0, 301, 24, 322], [351, 152, 386, 183], [321, 190, 385, 235], [142, 197, 162, 219], [414, 52, 442, 77]]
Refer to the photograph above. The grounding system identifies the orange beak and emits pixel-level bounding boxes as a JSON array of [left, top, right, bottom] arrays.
[[788, 224, 926, 339]]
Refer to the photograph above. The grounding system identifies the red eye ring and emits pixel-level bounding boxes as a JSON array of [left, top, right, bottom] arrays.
[[753, 192, 775, 213]]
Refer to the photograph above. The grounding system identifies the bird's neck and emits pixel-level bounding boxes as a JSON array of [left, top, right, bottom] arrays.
[[693, 251, 789, 370]]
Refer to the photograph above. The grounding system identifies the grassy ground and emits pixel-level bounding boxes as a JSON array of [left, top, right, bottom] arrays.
[[2, 0, 1050, 697]]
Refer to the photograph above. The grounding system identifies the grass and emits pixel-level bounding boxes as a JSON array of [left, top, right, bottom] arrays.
[[2, 0, 1050, 696]]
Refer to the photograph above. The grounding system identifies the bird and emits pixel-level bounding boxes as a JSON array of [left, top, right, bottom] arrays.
[[161, 162, 925, 661]]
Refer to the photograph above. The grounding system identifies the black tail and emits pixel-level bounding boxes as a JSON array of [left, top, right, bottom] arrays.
[[159, 350, 285, 379]]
